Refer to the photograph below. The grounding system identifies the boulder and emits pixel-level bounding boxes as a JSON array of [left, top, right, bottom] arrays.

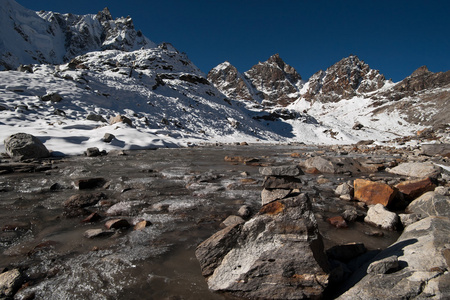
[[259, 165, 303, 176], [366, 255, 399, 274], [0, 269, 23, 298], [262, 176, 302, 189], [421, 143, 450, 157], [74, 178, 108, 190], [395, 177, 436, 200], [102, 133, 115, 143], [338, 217, 450, 299], [302, 156, 368, 174], [133, 220, 152, 231], [364, 204, 399, 230], [354, 179, 397, 207], [220, 215, 245, 228], [64, 192, 106, 209], [261, 188, 291, 205], [387, 162, 441, 178], [196, 194, 329, 299], [40, 92, 63, 102], [4, 133, 50, 160], [86, 113, 107, 122], [406, 191, 450, 218]]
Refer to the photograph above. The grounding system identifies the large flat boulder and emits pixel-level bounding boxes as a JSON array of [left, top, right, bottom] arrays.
[[302, 156, 368, 174], [338, 216, 450, 299], [196, 193, 329, 299], [4, 133, 50, 160], [406, 191, 450, 218], [387, 162, 441, 178]]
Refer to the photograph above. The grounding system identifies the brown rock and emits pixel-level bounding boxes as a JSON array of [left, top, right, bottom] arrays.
[[395, 177, 436, 200], [327, 216, 348, 228], [354, 179, 397, 206], [263, 176, 302, 189], [64, 192, 106, 208], [133, 220, 152, 231], [105, 218, 130, 229], [305, 167, 321, 174]]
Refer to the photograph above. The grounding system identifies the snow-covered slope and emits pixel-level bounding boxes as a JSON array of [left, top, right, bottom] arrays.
[[0, 0, 154, 70]]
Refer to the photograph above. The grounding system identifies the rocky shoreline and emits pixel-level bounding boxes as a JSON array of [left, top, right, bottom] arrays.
[[0, 134, 449, 299]]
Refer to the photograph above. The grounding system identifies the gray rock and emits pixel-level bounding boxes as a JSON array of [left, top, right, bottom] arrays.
[[4, 133, 50, 159], [237, 205, 251, 219], [261, 188, 291, 205], [259, 165, 303, 176], [303, 156, 368, 174], [196, 194, 329, 299], [335, 182, 354, 198], [84, 147, 103, 157], [220, 215, 245, 228], [387, 162, 441, 178], [40, 92, 63, 102], [102, 133, 115, 143], [421, 143, 450, 157], [367, 255, 399, 274], [398, 213, 422, 227], [338, 217, 450, 300], [364, 204, 399, 230], [262, 176, 302, 189], [406, 191, 450, 218], [86, 113, 107, 122]]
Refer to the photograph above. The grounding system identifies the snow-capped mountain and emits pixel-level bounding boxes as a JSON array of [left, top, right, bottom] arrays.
[[0, 0, 154, 70], [0, 0, 448, 155]]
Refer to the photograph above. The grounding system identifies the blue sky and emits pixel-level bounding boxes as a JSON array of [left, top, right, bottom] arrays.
[[16, 0, 450, 82]]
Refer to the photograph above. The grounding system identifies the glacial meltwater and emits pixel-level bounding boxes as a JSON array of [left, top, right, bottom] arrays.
[[0, 145, 401, 299]]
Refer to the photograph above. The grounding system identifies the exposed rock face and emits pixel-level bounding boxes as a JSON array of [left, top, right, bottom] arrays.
[[4, 133, 50, 159], [207, 62, 257, 103], [195, 193, 329, 299], [390, 66, 450, 96], [244, 54, 303, 106], [0, 0, 155, 70], [209, 54, 303, 107], [302, 55, 385, 102], [338, 217, 450, 299]]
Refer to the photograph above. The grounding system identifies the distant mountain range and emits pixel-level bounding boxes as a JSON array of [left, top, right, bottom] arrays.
[[0, 0, 448, 154]]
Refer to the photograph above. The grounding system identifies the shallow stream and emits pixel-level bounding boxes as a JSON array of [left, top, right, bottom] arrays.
[[0, 145, 401, 299]]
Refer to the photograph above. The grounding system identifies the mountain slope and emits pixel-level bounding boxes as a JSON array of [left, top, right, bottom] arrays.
[[0, 0, 154, 70]]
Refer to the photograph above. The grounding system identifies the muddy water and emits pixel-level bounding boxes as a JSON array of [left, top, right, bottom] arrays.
[[0, 145, 400, 299]]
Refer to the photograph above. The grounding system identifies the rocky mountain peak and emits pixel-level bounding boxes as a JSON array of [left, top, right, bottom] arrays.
[[410, 65, 431, 77], [96, 7, 113, 22], [207, 61, 257, 103], [303, 55, 386, 102], [0, 0, 155, 70], [243, 54, 303, 106]]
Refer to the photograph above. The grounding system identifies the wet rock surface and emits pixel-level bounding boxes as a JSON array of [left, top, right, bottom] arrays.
[[0, 144, 448, 299]]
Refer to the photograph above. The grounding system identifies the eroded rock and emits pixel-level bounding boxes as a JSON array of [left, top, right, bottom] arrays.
[[196, 194, 329, 299]]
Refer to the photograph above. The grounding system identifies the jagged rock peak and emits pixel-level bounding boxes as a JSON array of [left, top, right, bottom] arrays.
[[0, 0, 156, 70], [97, 7, 113, 22], [244, 54, 303, 106], [303, 55, 386, 102], [208, 61, 257, 103], [410, 65, 432, 77]]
